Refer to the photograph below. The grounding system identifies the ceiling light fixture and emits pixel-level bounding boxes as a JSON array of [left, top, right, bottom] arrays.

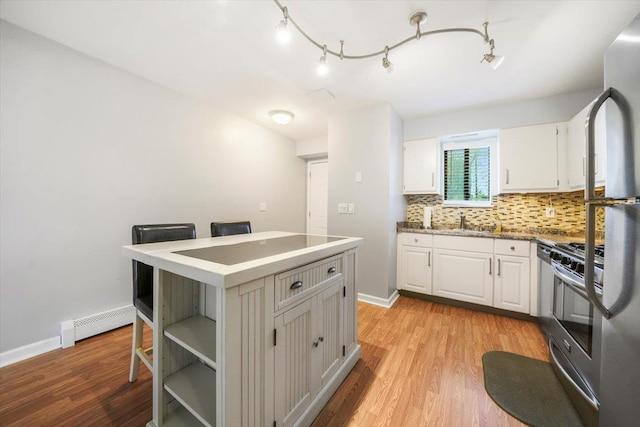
[[480, 27, 505, 69], [275, 6, 291, 44], [317, 45, 329, 75], [269, 109, 295, 125], [273, 1, 504, 72]]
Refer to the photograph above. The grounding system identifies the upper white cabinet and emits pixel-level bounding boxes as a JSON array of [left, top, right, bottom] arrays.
[[499, 122, 566, 193], [566, 103, 606, 189], [403, 138, 439, 194]]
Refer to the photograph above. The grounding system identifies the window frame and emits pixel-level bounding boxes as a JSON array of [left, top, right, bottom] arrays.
[[441, 134, 498, 208]]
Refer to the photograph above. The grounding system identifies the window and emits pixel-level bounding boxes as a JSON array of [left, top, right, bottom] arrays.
[[441, 132, 497, 207]]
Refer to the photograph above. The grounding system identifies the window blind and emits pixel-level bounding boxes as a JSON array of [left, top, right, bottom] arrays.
[[444, 146, 491, 202]]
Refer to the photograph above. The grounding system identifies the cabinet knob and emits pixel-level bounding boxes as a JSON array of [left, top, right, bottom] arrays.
[[510, 246, 515, 251], [289, 280, 303, 290], [327, 266, 337, 274], [414, 238, 419, 243], [318, 336, 324, 342], [313, 341, 319, 348]]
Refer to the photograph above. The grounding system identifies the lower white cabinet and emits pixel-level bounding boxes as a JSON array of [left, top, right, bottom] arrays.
[[397, 233, 433, 294], [432, 248, 493, 305], [397, 233, 532, 314], [494, 255, 530, 313]]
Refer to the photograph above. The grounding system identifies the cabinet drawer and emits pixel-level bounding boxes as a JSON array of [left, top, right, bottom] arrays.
[[275, 254, 343, 311], [494, 239, 530, 257], [399, 233, 433, 247], [433, 235, 493, 253]]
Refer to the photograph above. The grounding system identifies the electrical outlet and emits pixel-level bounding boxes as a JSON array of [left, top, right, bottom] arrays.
[[338, 203, 348, 214], [545, 207, 556, 218]]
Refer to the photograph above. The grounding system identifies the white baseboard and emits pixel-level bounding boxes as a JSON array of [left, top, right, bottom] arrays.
[[0, 336, 61, 368], [358, 290, 399, 308]]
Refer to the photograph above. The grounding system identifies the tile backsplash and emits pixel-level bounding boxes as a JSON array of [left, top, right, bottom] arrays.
[[406, 188, 605, 234]]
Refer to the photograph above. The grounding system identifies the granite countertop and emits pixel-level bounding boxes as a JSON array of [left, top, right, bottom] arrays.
[[396, 222, 594, 246]]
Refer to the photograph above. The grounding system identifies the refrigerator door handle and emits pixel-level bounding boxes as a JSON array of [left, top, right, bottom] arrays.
[[584, 88, 617, 320], [585, 87, 617, 203]]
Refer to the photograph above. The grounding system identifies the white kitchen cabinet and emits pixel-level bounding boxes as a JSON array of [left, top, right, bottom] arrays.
[[433, 247, 494, 305], [494, 254, 530, 314], [403, 138, 439, 194], [499, 122, 566, 193], [399, 235, 533, 314], [566, 103, 607, 189], [396, 233, 433, 294]]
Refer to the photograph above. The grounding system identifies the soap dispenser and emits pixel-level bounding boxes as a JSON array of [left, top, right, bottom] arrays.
[[493, 216, 502, 233]]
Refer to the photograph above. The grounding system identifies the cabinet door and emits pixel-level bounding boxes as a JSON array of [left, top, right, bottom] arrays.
[[317, 281, 343, 389], [433, 249, 493, 305], [403, 138, 439, 194], [494, 255, 530, 313], [274, 299, 313, 427], [500, 123, 562, 192], [399, 245, 432, 294], [567, 104, 607, 189]]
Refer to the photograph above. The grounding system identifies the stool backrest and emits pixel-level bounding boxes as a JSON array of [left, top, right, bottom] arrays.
[[210, 221, 252, 237], [131, 223, 196, 302]]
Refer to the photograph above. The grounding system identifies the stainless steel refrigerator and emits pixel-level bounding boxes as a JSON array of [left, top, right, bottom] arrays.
[[584, 13, 640, 426]]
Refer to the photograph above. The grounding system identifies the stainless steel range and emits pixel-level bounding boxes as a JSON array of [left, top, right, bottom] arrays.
[[538, 241, 605, 427]]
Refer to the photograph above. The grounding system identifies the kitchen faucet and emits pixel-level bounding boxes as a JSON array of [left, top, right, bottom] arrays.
[[459, 214, 466, 230]]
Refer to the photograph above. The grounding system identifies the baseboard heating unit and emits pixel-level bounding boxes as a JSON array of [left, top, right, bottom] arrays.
[[61, 304, 134, 348]]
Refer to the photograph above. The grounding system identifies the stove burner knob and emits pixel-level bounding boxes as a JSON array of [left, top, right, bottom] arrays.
[[576, 264, 585, 274], [561, 257, 572, 265], [551, 252, 563, 261], [571, 261, 578, 270]]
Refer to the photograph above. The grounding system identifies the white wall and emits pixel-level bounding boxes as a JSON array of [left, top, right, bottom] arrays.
[[296, 135, 328, 159], [328, 104, 405, 301], [404, 88, 602, 140], [0, 21, 306, 353]]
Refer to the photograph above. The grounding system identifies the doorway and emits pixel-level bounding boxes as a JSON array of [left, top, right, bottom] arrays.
[[307, 159, 328, 234]]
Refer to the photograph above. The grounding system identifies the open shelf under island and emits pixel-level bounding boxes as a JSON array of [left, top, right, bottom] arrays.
[[122, 231, 363, 427]]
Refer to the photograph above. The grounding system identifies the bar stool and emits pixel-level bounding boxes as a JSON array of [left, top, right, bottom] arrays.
[[210, 220, 252, 237], [129, 223, 196, 382]]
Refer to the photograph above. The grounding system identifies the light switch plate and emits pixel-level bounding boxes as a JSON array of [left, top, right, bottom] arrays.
[[355, 172, 362, 183], [259, 202, 267, 212], [348, 203, 355, 214]]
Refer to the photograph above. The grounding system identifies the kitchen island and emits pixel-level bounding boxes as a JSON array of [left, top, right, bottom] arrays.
[[122, 231, 363, 427]]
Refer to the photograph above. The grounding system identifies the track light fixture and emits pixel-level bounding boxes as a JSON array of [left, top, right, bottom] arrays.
[[480, 25, 505, 69], [275, 6, 291, 44], [273, 0, 504, 72], [317, 45, 329, 76]]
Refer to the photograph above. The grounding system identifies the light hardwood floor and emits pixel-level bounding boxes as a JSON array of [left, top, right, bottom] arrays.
[[0, 296, 548, 426]]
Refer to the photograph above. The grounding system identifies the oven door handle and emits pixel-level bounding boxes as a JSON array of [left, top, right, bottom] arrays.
[[551, 263, 602, 299], [549, 338, 600, 411]]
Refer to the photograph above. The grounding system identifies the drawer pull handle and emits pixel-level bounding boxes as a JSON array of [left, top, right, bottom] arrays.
[[327, 267, 337, 274], [290, 280, 303, 290]]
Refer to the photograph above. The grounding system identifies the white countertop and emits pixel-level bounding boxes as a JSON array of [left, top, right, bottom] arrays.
[[122, 231, 363, 289]]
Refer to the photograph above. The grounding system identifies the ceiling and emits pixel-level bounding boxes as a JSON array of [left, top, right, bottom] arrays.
[[1, 0, 639, 141]]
